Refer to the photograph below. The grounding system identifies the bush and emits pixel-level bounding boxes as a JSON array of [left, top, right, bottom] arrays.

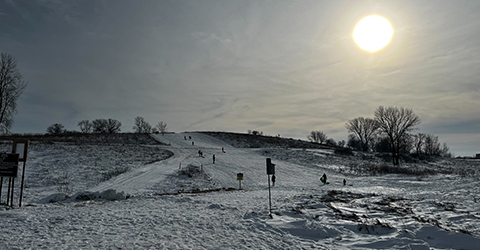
[[46, 123, 65, 135], [335, 147, 353, 156], [179, 164, 204, 178], [345, 162, 440, 176]]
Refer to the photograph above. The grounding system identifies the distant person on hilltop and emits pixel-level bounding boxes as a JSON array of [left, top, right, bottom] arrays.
[[213, 154, 215, 164], [272, 174, 276, 187]]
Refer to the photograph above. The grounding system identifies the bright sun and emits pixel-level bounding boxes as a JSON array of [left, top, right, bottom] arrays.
[[353, 15, 393, 52]]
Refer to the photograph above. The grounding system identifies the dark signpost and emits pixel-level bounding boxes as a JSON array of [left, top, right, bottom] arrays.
[[0, 140, 28, 207], [13, 140, 29, 207], [266, 158, 275, 217]]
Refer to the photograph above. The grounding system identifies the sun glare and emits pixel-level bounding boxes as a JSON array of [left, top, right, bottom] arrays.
[[353, 15, 393, 52]]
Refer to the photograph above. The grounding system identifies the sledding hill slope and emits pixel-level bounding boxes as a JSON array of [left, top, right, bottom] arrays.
[[90, 132, 331, 195]]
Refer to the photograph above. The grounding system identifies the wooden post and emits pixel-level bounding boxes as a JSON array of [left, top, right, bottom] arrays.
[[10, 178, 14, 207], [0, 177, 3, 202], [268, 174, 272, 217], [6, 178, 11, 205], [19, 161, 27, 207]]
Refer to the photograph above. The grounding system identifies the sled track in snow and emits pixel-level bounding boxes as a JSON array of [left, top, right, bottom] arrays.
[[153, 187, 240, 196]]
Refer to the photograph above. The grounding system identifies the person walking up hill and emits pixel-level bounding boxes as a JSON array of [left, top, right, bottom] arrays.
[[320, 173, 327, 185]]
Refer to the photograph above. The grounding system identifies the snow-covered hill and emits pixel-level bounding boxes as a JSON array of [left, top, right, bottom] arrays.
[[1, 132, 479, 249]]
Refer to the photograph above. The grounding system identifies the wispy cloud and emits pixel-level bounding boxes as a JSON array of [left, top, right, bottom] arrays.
[[2, 0, 480, 156]]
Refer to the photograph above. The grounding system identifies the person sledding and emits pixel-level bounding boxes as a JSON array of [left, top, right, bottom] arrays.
[[320, 173, 327, 185]]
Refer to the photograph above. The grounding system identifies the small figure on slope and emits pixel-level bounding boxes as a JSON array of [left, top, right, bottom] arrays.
[[271, 174, 276, 187], [320, 173, 327, 185], [213, 154, 216, 164]]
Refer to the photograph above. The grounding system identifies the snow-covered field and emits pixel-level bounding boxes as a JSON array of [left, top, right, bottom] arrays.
[[1, 133, 479, 249]]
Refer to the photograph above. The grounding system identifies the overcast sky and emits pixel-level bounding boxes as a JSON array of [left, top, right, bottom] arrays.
[[1, 0, 480, 156]]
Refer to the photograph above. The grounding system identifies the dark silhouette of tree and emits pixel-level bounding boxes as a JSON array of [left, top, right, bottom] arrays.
[[46, 123, 65, 135], [155, 121, 168, 135], [424, 134, 441, 156], [133, 117, 152, 133], [347, 134, 362, 151], [325, 138, 337, 147], [345, 117, 378, 152], [105, 118, 121, 134], [307, 130, 327, 144], [412, 133, 426, 155], [0, 53, 27, 134], [78, 120, 93, 133], [251, 130, 263, 136], [92, 119, 107, 133], [374, 106, 421, 165], [92, 118, 122, 134], [440, 142, 451, 158]]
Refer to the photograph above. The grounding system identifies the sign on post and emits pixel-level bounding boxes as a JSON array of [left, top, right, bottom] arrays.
[[266, 158, 275, 175], [266, 158, 276, 217], [13, 140, 29, 207], [0, 153, 19, 178], [237, 173, 243, 189], [13, 140, 28, 162]]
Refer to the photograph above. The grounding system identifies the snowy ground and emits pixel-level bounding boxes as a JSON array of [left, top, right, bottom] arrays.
[[1, 133, 479, 249]]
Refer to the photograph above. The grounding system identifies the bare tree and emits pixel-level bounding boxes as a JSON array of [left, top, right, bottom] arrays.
[[307, 130, 327, 144], [0, 53, 27, 134], [424, 134, 441, 156], [46, 123, 65, 135], [78, 120, 93, 133], [105, 118, 121, 134], [92, 119, 107, 133], [156, 121, 168, 135], [92, 118, 122, 134], [412, 133, 426, 155], [441, 142, 451, 158], [345, 117, 378, 152], [374, 106, 421, 165], [133, 117, 152, 133]]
